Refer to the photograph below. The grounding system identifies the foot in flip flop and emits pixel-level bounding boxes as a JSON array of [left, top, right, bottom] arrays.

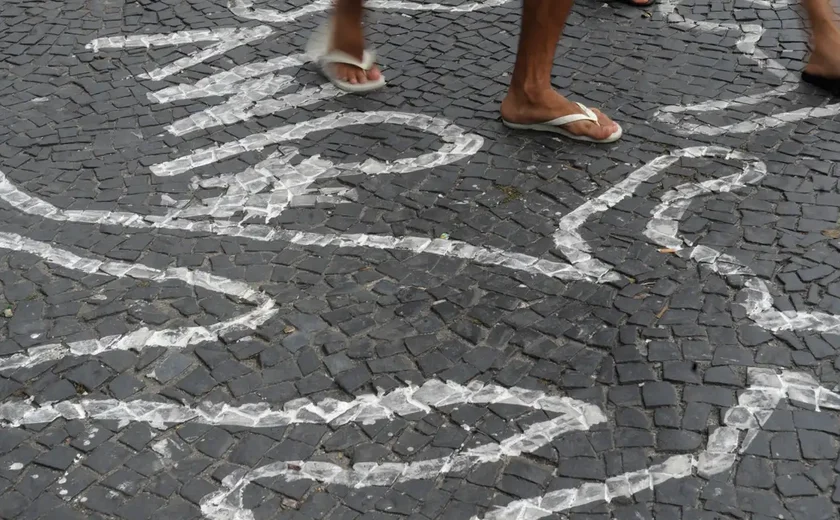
[[500, 88, 622, 144], [306, 16, 385, 93], [329, 60, 382, 87]]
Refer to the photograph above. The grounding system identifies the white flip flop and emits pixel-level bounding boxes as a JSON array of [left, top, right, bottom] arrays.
[[306, 22, 386, 93], [502, 102, 622, 144]]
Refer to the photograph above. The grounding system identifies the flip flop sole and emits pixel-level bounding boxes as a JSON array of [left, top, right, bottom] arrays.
[[503, 120, 623, 144]]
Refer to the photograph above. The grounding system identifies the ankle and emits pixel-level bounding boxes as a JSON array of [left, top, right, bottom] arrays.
[[507, 80, 556, 107]]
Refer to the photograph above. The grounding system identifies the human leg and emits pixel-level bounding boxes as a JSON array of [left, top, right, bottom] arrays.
[[313, 0, 382, 88], [802, 0, 840, 81], [501, 0, 621, 142]]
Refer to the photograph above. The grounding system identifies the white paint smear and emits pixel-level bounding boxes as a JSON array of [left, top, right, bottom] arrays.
[[0, 232, 275, 372], [148, 51, 346, 136], [741, 278, 840, 333], [167, 79, 343, 136], [555, 146, 764, 280], [669, 102, 840, 136], [474, 368, 839, 520], [197, 380, 603, 520], [178, 147, 346, 223], [148, 54, 307, 103], [643, 149, 767, 250], [228, 0, 514, 23], [150, 111, 483, 177], [1, 378, 603, 430], [87, 26, 273, 81], [651, 2, 820, 136]]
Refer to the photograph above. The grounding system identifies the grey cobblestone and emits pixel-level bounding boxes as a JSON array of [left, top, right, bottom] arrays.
[[2, 0, 840, 519]]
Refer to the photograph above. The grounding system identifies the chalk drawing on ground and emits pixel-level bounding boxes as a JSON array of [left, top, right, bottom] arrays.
[[227, 0, 516, 24], [0, 232, 277, 373], [2, 138, 838, 333], [3, 368, 835, 520], [653, 0, 840, 135]]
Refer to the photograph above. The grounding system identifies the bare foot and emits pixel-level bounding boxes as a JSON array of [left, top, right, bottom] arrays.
[[328, 61, 382, 85], [327, 15, 382, 86], [500, 87, 620, 142]]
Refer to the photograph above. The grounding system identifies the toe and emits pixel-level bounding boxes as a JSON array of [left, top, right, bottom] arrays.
[[366, 66, 382, 81], [592, 108, 620, 134], [570, 109, 619, 141]]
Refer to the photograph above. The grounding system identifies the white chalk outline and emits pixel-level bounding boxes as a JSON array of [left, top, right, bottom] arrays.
[[0, 378, 603, 429], [475, 368, 840, 520], [4, 143, 839, 332], [5, 367, 833, 520], [0, 232, 276, 372], [554, 146, 765, 280], [652, 0, 840, 135], [741, 278, 840, 333], [86, 26, 274, 81], [227, 0, 515, 24]]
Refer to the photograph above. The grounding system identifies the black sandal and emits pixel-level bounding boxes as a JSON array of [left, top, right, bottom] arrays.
[[802, 71, 840, 96]]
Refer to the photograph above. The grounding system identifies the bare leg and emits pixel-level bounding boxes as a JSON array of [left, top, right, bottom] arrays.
[[803, 0, 840, 77], [327, 0, 382, 85], [501, 0, 619, 141]]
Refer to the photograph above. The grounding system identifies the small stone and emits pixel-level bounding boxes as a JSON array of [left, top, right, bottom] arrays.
[[735, 456, 774, 488], [642, 381, 678, 407], [777, 474, 819, 497], [148, 352, 193, 383], [799, 430, 838, 459]]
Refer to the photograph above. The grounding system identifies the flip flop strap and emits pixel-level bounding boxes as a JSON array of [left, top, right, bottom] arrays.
[[541, 102, 599, 127], [318, 49, 376, 71]]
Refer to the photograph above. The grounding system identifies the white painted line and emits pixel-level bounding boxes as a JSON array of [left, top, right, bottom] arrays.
[[741, 278, 840, 333], [149, 111, 483, 177], [0, 232, 262, 301], [86, 26, 274, 81], [195, 380, 603, 520], [0, 167, 595, 282], [474, 368, 840, 520], [0, 232, 276, 372], [0, 145, 786, 295], [201, 411, 599, 519], [643, 149, 767, 250], [86, 29, 249, 51], [556, 146, 764, 280], [0, 379, 603, 429], [227, 0, 514, 23], [148, 54, 308, 104], [651, 2, 820, 136], [554, 154, 680, 279], [166, 81, 343, 136], [667, 102, 840, 136], [0, 300, 277, 373]]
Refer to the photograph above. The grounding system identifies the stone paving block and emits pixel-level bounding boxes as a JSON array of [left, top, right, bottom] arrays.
[[1, 1, 840, 519]]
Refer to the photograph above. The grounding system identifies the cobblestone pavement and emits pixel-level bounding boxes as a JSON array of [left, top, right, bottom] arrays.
[[3, 0, 840, 519]]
